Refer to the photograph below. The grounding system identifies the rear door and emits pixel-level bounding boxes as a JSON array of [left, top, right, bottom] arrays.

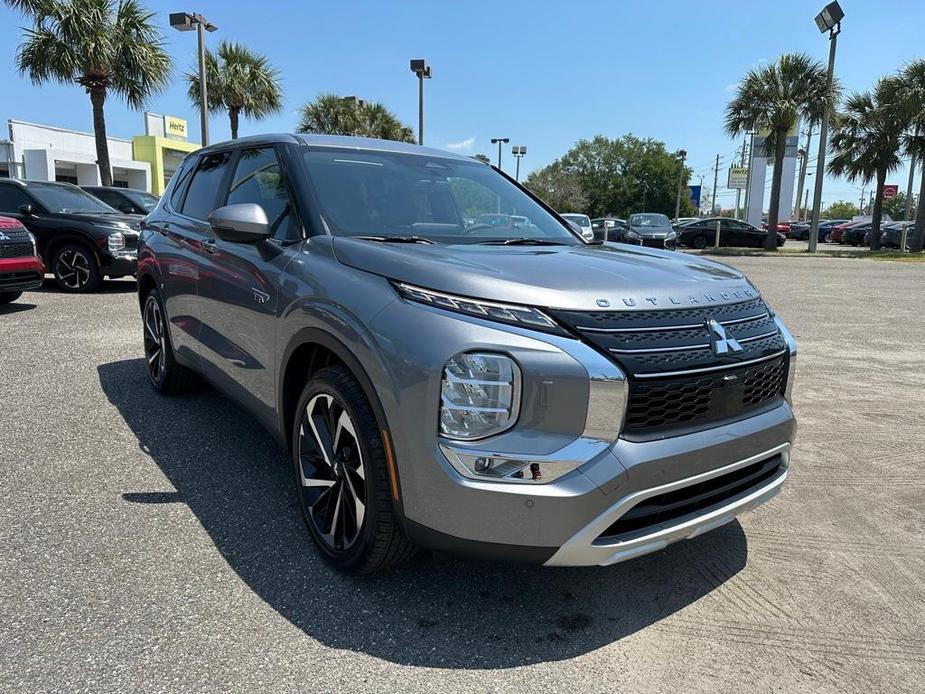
[[195, 146, 303, 422]]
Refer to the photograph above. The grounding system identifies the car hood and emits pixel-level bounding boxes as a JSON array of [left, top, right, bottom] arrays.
[[629, 224, 674, 237], [49, 211, 143, 230], [331, 238, 755, 311]]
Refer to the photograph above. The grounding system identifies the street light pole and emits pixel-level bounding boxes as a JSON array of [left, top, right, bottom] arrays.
[[808, 1, 844, 253], [409, 59, 431, 145], [512, 146, 527, 182], [674, 149, 687, 220], [170, 12, 217, 147], [490, 137, 509, 170]]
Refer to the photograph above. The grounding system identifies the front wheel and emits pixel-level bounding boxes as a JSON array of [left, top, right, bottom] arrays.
[[293, 366, 415, 574], [52, 244, 101, 292], [824, 232, 833, 243], [801, 231, 809, 241], [692, 235, 709, 249], [0, 291, 23, 305]]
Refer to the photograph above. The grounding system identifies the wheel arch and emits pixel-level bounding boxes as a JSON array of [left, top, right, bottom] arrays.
[[44, 231, 101, 267]]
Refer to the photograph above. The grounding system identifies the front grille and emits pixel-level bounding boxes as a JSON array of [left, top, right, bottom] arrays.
[[548, 297, 788, 435], [597, 454, 784, 541], [625, 355, 786, 432], [0, 270, 41, 288], [0, 242, 34, 258]]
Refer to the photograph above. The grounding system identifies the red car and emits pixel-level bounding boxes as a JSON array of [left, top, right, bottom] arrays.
[[827, 221, 857, 244], [0, 216, 45, 305]]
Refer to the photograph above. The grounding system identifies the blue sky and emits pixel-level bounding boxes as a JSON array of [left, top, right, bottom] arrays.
[[1, 0, 922, 209]]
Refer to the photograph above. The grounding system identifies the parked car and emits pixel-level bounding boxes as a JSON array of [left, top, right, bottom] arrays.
[[627, 213, 675, 248], [677, 217, 785, 248], [671, 217, 699, 227], [137, 134, 796, 573], [0, 179, 141, 292], [842, 222, 872, 246], [827, 221, 857, 244], [82, 186, 160, 215], [0, 215, 44, 304], [880, 222, 914, 249], [559, 213, 594, 242], [590, 217, 642, 245]]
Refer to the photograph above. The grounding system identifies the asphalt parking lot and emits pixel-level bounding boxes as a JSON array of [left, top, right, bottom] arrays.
[[2, 256, 924, 693]]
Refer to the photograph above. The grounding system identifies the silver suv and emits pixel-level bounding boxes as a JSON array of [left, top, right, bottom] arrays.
[[137, 134, 796, 574]]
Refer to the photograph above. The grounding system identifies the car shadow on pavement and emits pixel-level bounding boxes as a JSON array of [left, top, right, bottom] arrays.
[[98, 358, 748, 669], [0, 301, 36, 315], [35, 278, 137, 294]]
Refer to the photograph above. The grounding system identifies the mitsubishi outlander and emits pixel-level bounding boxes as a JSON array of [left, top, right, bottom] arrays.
[[137, 135, 797, 574]]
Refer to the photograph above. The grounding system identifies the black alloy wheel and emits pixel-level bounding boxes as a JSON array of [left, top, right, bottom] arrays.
[[53, 244, 101, 292], [143, 294, 166, 384], [692, 235, 709, 249]]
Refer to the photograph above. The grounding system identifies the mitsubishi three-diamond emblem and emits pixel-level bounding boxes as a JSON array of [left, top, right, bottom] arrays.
[[705, 318, 743, 356]]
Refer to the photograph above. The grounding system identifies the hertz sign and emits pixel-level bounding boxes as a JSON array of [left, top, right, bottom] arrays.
[[165, 116, 188, 140]]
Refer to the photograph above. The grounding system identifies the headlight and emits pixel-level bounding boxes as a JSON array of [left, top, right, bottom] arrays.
[[107, 231, 126, 252], [393, 282, 565, 334], [440, 352, 520, 440], [625, 230, 640, 242]]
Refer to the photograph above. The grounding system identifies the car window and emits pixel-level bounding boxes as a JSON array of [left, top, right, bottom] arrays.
[[180, 151, 233, 220], [225, 147, 299, 241], [168, 156, 197, 210], [91, 189, 124, 209], [0, 185, 32, 213]]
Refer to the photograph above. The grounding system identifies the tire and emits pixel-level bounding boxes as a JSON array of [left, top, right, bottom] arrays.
[[692, 235, 709, 249], [0, 291, 23, 305], [292, 365, 416, 574], [141, 289, 199, 395], [801, 231, 809, 241], [52, 243, 101, 292], [824, 232, 832, 243]]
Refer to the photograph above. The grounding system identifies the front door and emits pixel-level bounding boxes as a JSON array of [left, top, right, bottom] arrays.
[[195, 146, 302, 424]]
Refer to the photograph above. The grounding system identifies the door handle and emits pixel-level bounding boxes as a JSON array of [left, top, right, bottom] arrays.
[[202, 238, 218, 254]]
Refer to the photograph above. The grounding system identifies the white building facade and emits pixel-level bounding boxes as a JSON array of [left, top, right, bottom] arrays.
[[0, 119, 151, 191]]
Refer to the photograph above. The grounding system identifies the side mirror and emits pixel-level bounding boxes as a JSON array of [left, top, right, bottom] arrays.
[[208, 203, 271, 243], [119, 204, 135, 214], [17, 203, 33, 217]]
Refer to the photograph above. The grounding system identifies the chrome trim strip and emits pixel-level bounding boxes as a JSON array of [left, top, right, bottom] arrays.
[[632, 349, 787, 379], [611, 343, 709, 354], [736, 329, 779, 344], [544, 443, 790, 566], [575, 311, 769, 334]]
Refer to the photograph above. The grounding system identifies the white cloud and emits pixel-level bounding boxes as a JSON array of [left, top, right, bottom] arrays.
[[724, 83, 738, 92], [445, 136, 476, 152]]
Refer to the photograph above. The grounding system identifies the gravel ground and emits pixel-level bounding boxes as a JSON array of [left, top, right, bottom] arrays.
[[1, 256, 924, 693]]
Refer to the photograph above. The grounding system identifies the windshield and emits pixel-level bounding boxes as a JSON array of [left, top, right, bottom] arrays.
[[561, 214, 591, 227], [122, 190, 159, 212], [29, 183, 118, 214], [629, 213, 670, 227], [301, 147, 580, 244]]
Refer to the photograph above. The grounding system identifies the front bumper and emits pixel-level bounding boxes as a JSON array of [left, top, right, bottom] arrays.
[[369, 295, 797, 565], [101, 252, 137, 277], [0, 256, 45, 292]]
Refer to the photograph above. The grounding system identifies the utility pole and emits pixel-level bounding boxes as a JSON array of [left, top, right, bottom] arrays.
[[711, 154, 720, 216], [795, 128, 813, 221], [674, 149, 687, 220], [735, 139, 747, 219], [743, 131, 755, 223], [904, 148, 917, 221], [859, 187, 866, 214]]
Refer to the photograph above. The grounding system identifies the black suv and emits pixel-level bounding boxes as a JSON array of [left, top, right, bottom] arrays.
[[0, 179, 141, 292], [82, 186, 160, 215]]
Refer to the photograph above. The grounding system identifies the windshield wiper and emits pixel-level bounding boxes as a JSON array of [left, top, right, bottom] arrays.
[[354, 235, 434, 244], [477, 237, 566, 246]]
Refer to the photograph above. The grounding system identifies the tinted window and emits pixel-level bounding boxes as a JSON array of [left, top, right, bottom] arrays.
[[0, 185, 32, 213], [26, 183, 115, 213], [168, 156, 197, 209], [180, 151, 232, 220], [225, 148, 298, 240], [90, 189, 124, 209]]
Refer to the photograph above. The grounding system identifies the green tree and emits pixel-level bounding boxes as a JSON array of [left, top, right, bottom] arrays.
[[881, 191, 907, 221], [893, 59, 925, 252], [828, 78, 906, 250], [297, 94, 415, 143], [472, 153, 491, 164], [7, 0, 172, 186], [725, 53, 834, 249], [185, 41, 282, 140], [823, 200, 859, 219], [523, 134, 693, 218]]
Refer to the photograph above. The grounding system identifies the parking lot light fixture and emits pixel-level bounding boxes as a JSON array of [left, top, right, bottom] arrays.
[[808, 0, 843, 253], [409, 59, 431, 145], [512, 146, 527, 182], [490, 137, 509, 170], [170, 12, 217, 147]]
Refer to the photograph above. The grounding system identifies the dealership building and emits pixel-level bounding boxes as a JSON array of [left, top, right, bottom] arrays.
[[0, 113, 199, 194]]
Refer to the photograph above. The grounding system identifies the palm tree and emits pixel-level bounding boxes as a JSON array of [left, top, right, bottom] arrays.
[[7, 0, 171, 186], [894, 60, 925, 252], [185, 41, 282, 140], [725, 53, 834, 249], [297, 94, 416, 144], [828, 78, 906, 250]]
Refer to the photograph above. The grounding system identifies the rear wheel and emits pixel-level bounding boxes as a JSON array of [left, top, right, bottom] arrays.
[[142, 289, 199, 394], [692, 235, 709, 249], [824, 232, 833, 243], [52, 243, 101, 292], [0, 291, 23, 305], [293, 366, 415, 574], [801, 231, 809, 241]]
